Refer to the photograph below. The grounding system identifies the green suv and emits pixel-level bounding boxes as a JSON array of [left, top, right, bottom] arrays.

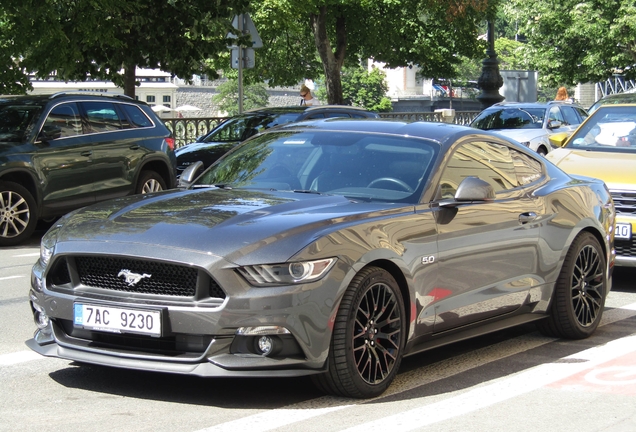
[[0, 92, 177, 246]]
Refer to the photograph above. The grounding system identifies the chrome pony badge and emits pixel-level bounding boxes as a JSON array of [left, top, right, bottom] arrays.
[[118, 269, 151, 286]]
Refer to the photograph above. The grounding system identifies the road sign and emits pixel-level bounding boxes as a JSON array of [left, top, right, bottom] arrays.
[[231, 47, 255, 69], [228, 13, 263, 48]]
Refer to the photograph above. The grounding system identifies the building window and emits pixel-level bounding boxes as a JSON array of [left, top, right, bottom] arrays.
[[146, 95, 156, 103], [163, 95, 171, 103]]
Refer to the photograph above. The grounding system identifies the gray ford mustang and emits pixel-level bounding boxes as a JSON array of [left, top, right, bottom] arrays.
[[27, 119, 615, 399]]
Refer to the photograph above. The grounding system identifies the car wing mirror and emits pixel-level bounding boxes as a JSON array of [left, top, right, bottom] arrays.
[[177, 161, 204, 189], [440, 176, 495, 208], [549, 132, 569, 148], [548, 120, 562, 129]]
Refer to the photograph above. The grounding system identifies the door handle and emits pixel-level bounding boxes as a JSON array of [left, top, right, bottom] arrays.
[[129, 145, 140, 150], [80, 151, 93, 157], [518, 212, 537, 224]]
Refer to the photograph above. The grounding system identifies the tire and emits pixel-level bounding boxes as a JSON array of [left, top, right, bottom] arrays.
[[0, 181, 38, 246], [312, 266, 406, 398], [136, 170, 166, 194], [538, 232, 607, 339]]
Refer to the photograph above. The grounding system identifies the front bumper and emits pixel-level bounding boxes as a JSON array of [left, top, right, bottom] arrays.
[[27, 243, 347, 377]]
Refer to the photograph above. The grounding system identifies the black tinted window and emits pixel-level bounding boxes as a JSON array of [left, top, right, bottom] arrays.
[[82, 102, 123, 132], [471, 108, 545, 130], [44, 103, 82, 138], [121, 104, 153, 127]]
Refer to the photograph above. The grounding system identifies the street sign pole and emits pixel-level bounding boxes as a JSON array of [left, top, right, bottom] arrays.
[[237, 14, 244, 114]]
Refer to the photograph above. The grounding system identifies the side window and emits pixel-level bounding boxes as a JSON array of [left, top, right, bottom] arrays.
[[304, 113, 325, 119], [439, 141, 518, 198], [81, 102, 123, 133], [120, 104, 153, 128], [561, 106, 580, 126], [575, 107, 588, 121], [510, 148, 544, 185], [44, 103, 82, 138], [548, 106, 565, 124], [324, 112, 351, 118]]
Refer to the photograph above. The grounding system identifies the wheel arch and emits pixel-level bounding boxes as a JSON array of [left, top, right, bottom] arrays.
[[359, 259, 412, 328], [0, 169, 41, 215], [136, 158, 174, 189]]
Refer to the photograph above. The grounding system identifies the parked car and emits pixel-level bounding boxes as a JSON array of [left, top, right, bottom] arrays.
[[28, 118, 614, 399], [174, 105, 379, 176], [470, 101, 588, 155], [588, 92, 636, 114], [547, 103, 636, 267], [0, 92, 177, 246]]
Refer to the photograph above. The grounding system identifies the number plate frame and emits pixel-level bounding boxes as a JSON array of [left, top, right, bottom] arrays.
[[615, 223, 632, 240], [73, 303, 162, 336]]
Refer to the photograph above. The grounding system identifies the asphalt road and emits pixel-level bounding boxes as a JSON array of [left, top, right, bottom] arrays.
[[1, 229, 635, 432]]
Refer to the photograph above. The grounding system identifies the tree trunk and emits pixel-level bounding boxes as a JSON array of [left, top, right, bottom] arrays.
[[310, 7, 346, 105], [123, 63, 137, 98]]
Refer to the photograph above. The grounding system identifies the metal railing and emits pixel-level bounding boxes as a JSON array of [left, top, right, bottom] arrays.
[[165, 111, 481, 148]]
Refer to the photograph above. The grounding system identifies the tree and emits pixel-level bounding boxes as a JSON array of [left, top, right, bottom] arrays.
[[235, 0, 499, 104], [0, 0, 249, 97], [505, 0, 636, 86], [316, 65, 392, 112], [212, 78, 270, 115]]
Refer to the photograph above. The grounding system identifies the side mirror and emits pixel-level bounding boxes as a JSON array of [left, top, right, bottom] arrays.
[[549, 132, 569, 148], [440, 176, 495, 207], [548, 120, 562, 129], [37, 125, 62, 142], [177, 161, 204, 188]]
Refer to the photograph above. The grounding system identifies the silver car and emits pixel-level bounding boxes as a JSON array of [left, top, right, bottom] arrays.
[[28, 119, 615, 399]]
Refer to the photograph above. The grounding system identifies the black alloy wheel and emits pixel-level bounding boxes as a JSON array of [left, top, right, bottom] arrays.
[[538, 232, 606, 339], [312, 266, 405, 398]]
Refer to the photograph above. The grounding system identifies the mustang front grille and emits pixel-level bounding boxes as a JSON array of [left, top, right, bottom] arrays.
[[45, 256, 225, 300]]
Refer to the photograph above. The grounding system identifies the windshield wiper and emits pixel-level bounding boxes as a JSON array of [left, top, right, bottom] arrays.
[[293, 189, 322, 194]]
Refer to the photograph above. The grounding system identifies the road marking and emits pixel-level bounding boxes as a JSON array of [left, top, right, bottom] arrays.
[[196, 302, 636, 432], [0, 350, 42, 367], [13, 252, 39, 258], [340, 334, 636, 432], [0, 275, 25, 281]]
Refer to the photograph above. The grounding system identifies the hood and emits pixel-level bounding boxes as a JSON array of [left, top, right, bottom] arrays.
[[54, 188, 404, 264], [489, 129, 546, 143], [546, 148, 636, 190]]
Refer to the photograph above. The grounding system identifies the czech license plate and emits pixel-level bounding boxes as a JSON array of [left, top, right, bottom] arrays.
[[74, 303, 161, 336], [615, 223, 632, 240]]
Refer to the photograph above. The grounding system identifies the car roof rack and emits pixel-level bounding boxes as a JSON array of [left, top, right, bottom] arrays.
[[49, 91, 134, 100]]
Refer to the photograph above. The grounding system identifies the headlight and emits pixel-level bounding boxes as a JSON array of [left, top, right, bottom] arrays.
[[237, 258, 336, 286], [519, 141, 531, 147], [39, 223, 62, 268]]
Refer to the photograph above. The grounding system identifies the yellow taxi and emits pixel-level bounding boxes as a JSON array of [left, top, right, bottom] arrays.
[[547, 104, 636, 267]]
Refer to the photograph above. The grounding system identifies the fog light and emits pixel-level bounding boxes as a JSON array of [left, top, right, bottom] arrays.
[[32, 303, 50, 330], [258, 336, 273, 355]]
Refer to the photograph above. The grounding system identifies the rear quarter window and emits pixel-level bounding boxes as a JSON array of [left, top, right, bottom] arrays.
[[121, 104, 153, 128]]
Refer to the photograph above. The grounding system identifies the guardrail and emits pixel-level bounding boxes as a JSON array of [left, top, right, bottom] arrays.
[[164, 111, 481, 148]]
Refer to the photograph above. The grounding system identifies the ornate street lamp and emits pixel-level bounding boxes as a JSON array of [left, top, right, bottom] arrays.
[[476, 20, 504, 109]]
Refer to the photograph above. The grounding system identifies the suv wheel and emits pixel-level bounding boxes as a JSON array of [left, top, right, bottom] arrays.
[[136, 170, 167, 194], [0, 181, 37, 246]]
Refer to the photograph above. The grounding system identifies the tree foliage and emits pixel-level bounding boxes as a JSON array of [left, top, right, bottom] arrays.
[[0, 0, 249, 97], [315, 65, 392, 112], [505, 0, 636, 86], [212, 78, 270, 115], [231, 0, 499, 104]]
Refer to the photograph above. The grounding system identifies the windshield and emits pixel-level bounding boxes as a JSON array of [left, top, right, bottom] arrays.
[[471, 107, 546, 130], [202, 113, 301, 143], [566, 106, 636, 152], [0, 104, 42, 142], [194, 130, 438, 203]]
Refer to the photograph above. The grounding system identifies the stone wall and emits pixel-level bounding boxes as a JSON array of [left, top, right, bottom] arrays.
[[175, 86, 302, 117]]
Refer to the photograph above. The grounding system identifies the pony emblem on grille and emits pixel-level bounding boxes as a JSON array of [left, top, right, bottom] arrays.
[[118, 269, 151, 286]]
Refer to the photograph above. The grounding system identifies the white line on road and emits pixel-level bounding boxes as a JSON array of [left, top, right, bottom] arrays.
[[0, 275, 25, 281], [195, 302, 636, 432], [0, 350, 42, 367], [13, 253, 40, 258], [341, 334, 636, 432]]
